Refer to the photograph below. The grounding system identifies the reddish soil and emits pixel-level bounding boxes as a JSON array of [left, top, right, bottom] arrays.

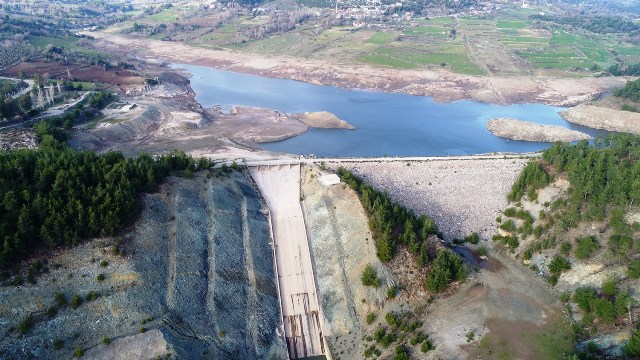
[[0, 61, 144, 90]]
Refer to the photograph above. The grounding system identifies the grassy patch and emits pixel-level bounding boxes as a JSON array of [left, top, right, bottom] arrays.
[[366, 32, 395, 45]]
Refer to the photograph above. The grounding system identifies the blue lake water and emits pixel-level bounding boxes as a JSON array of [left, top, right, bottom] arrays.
[[175, 63, 605, 157]]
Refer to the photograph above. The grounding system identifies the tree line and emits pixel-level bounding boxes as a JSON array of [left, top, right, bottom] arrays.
[[337, 167, 466, 292], [0, 123, 214, 269], [530, 14, 640, 34], [614, 77, 640, 102]]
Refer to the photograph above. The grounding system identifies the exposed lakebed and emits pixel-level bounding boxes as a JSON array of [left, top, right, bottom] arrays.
[[177, 63, 607, 156]]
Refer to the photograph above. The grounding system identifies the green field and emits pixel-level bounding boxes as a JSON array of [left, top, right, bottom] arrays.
[[28, 35, 109, 57], [365, 32, 395, 45], [147, 8, 179, 22]]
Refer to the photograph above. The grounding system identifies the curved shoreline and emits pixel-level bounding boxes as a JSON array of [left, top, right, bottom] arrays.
[[88, 31, 626, 107]]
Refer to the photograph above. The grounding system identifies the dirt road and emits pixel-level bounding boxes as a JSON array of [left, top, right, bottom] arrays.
[[249, 164, 326, 359]]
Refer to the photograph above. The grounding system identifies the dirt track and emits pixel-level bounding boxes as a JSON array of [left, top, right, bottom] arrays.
[[88, 31, 625, 106]]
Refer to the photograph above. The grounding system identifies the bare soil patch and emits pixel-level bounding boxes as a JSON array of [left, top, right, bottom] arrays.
[[0, 61, 143, 91]]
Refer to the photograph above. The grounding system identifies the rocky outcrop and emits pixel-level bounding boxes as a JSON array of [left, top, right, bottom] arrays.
[[487, 118, 591, 142], [0, 129, 37, 150], [298, 111, 355, 130], [559, 104, 640, 135]]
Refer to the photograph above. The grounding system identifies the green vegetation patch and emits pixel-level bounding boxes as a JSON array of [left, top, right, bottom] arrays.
[[366, 32, 395, 45]]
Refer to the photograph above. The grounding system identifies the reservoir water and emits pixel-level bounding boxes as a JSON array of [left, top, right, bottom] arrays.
[[176, 63, 605, 157]]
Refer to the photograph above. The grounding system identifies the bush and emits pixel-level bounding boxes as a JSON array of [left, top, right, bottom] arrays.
[[96, 273, 105, 282], [421, 339, 435, 352], [102, 336, 111, 345], [387, 286, 398, 299], [99, 260, 108, 267], [548, 255, 571, 274], [477, 246, 488, 257], [560, 242, 572, 255], [86, 290, 98, 301], [18, 314, 34, 335], [500, 219, 517, 233], [629, 259, 640, 279], [55, 292, 66, 307], [385, 312, 401, 328], [393, 345, 410, 360], [464, 233, 480, 245], [625, 329, 640, 356], [361, 265, 381, 288], [74, 346, 84, 358], [574, 236, 599, 259], [53, 339, 63, 350], [71, 294, 83, 309], [609, 235, 633, 257], [592, 298, 615, 323], [601, 278, 617, 297], [573, 287, 597, 312], [366, 312, 377, 325]]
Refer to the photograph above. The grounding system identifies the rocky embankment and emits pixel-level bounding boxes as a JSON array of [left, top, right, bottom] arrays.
[[487, 118, 591, 142], [0, 171, 286, 359], [560, 104, 640, 135]]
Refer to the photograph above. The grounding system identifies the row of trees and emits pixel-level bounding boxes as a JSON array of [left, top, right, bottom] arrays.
[[0, 124, 214, 269], [337, 167, 466, 292]]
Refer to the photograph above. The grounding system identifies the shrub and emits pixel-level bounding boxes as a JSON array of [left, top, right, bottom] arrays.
[[560, 242, 572, 255], [99, 260, 108, 268], [629, 259, 640, 279], [385, 312, 401, 328], [53, 339, 63, 350], [592, 298, 615, 323], [71, 294, 83, 309], [464, 233, 480, 245], [548, 255, 571, 274], [74, 346, 84, 358], [609, 235, 633, 257], [574, 236, 599, 259], [102, 336, 111, 345], [477, 246, 488, 257], [361, 265, 381, 288], [96, 273, 105, 282], [560, 292, 571, 303], [366, 312, 377, 325], [601, 278, 617, 297], [500, 219, 517, 233], [140, 327, 147, 333], [55, 292, 66, 307], [18, 314, 34, 335], [387, 286, 398, 299], [393, 345, 410, 360], [573, 287, 597, 312], [86, 290, 98, 302], [625, 329, 640, 356], [421, 339, 435, 352]]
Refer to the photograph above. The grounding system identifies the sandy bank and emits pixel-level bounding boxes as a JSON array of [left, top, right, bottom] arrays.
[[560, 104, 640, 135], [487, 118, 591, 142]]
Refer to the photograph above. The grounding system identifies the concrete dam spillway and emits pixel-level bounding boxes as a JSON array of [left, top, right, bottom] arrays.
[[250, 163, 326, 359]]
